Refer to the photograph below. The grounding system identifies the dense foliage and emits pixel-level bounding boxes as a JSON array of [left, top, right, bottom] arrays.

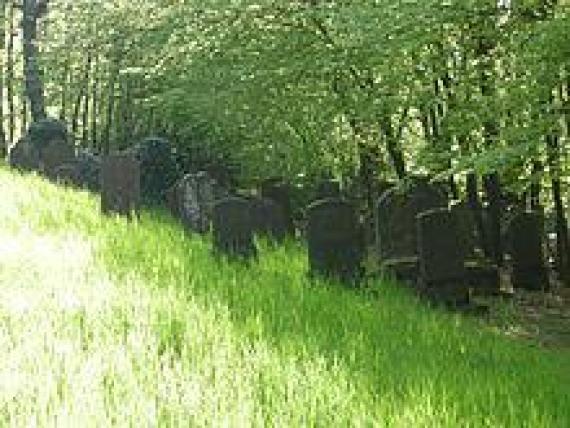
[[0, 1, 566, 189]]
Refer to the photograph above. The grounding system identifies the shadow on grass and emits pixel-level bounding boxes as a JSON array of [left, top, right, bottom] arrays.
[[95, 207, 570, 425]]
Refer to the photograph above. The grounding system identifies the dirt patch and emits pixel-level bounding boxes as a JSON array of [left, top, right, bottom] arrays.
[[481, 284, 570, 350]]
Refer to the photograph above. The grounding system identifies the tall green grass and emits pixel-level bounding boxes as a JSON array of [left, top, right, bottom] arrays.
[[1, 166, 569, 427]]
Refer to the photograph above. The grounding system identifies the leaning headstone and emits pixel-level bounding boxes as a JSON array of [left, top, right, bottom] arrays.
[[212, 196, 257, 259], [417, 208, 469, 305], [506, 212, 548, 290], [250, 197, 288, 242], [307, 198, 363, 284], [100, 153, 141, 218], [261, 178, 294, 234]]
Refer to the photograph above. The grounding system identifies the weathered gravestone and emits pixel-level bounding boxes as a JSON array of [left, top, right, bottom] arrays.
[[307, 198, 363, 284], [506, 212, 549, 291], [8, 118, 74, 175], [167, 172, 219, 233], [40, 139, 76, 179], [250, 197, 288, 242], [100, 154, 141, 218], [375, 179, 447, 283], [212, 196, 257, 259], [8, 138, 40, 171], [261, 178, 294, 234], [417, 208, 469, 305]]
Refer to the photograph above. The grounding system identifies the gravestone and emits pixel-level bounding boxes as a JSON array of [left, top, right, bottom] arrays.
[[376, 179, 447, 260], [195, 171, 218, 232], [506, 211, 548, 290], [169, 172, 218, 233], [100, 153, 141, 218], [316, 179, 341, 199], [39, 139, 76, 179], [307, 198, 363, 284], [375, 179, 447, 285], [212, 196, 257, 259], [451, 201, 478, 258], [53, 163, 81, 187], [8, 139, 40, 171], [127, 136, 181, 204], [261, 178, 294, 234], [451, 201, 501, 295], [250, 197, 288, 242], [417, 208, 469, 305], [73, 149, 101, 191]]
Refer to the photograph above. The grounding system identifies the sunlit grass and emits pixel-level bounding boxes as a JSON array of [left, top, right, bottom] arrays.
[[0, 166, 569, 426]]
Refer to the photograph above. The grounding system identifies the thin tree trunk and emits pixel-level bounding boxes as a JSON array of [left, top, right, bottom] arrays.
[[102, 66, 118, 155], [81, 64, 90, 148], [0, 0, 6, 157], [71, 51, 92, 143], [529, 161, 542, 211], [90, 56, 98, 151], [22, 0, 46, 122], [7, 0, 15, 145]]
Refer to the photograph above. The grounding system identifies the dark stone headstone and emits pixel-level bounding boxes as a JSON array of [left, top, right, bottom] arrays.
[[451, 201, 478, 258], [506, 212, 549, 290], [417, 208, 469, 305], [74, 149, 101, 191], [27, 118, 68, 151], [212, 196, 257, 259], [376, 179, 447, 261], [261, 178, 294, 234], [250, 197, 288, 242], [39, 139, 76, 179], [52, 163, 81, 187], [8, 139, 40, 171], [316, 179, 341, 199], [307, 198, 363, 284], [127, 137, 181, 204], [100, 154, 141, 218]]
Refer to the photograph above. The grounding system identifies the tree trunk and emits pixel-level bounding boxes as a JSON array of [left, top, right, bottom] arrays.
[[22, 0, 46, 122], [0, 0, 6, 157], [71, 51, 92, 144], [530, 161, 542, 211], [90, 56, 98, 151], [546, 125, 569, 285], [102, 66, 118, 155], [7, 0, 15, 145]]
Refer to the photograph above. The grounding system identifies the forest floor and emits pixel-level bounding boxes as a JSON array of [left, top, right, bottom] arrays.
[[0, 165, 569, 426]]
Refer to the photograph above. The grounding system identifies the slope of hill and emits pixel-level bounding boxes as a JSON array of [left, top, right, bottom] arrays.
[[0, 166, 569, 426]]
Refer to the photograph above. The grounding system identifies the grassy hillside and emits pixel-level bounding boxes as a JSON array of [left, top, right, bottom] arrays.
[[0, 166, 569, 427]]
